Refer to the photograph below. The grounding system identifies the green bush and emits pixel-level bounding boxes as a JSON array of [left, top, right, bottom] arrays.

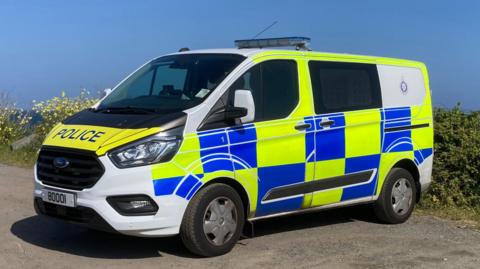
[[32, 90, 98, 138], [0, 91, 98, 166], [421, 106, 480, 209], [0, 94, 31, 145]]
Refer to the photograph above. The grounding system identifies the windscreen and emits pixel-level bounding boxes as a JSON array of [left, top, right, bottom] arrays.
[[98, 54, 245, 113]]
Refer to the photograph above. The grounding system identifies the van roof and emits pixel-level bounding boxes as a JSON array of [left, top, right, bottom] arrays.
[[167, 48, 425, 68]]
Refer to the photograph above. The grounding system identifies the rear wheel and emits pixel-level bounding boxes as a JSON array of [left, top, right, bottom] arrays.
[[374, 168, 416, 224], [180, 183, 244, 257]]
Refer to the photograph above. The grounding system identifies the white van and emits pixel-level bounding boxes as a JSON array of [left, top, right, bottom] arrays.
[[34, 37, 434, 256]]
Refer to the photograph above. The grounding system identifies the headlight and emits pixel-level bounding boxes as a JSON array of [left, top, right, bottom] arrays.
[[108, 135, 181, 168]]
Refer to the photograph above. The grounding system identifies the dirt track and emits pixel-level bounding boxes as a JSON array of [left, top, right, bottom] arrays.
[[0, 163, 479, 269]]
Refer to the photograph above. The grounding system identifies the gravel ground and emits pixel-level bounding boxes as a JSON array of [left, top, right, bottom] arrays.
[[1, 163, 479, 269]]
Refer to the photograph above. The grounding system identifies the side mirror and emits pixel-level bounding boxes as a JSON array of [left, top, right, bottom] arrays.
[[233, 89, 255, 123], [198, 89, 255, 131], [225, 107, 247, 120]]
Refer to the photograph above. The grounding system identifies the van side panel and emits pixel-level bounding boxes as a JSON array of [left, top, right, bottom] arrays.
[[150, 54, 433, 223], [308, 61, 433, 208], [341, 109, 382, 200], [376, 64, 433, 196], [309, 109, 383, 207]]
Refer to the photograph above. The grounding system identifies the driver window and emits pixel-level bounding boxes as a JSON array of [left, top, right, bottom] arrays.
[[228, 65, 262, 121], [228, 60, 298, 122]]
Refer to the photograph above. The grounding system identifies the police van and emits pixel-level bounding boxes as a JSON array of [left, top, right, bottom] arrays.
[[34, 37, 433, 256]]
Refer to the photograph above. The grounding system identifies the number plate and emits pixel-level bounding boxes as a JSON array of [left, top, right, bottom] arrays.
[[41, 189, 76, 207]]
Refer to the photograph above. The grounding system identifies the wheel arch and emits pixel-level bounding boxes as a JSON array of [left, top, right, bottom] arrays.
[[392, 158, 421, 202], [197, 177, 251, 219]]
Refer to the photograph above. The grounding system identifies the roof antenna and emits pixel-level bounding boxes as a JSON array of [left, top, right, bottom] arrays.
[[252, 21, 278, 39]]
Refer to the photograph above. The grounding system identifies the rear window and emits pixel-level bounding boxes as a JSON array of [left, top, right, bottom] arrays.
[[309, 61, 382, 114]]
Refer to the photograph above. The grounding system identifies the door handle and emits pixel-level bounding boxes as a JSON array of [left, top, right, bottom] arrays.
[[295, 122, 311, 131], [320, 120, 335, 127]]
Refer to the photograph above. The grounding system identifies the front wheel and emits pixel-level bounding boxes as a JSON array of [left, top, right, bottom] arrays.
[[180, 183, 245, 257], [374, 168, 416, 224]]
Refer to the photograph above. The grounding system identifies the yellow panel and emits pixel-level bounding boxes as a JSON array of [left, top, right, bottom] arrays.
[[419, 64, 433, 106], [376, 151, 414, 196], [255, 119, 306, 167], [311, 159, 345, 206], [344, 109, 381, 158], [151, 133, 204, 180], [410, 105, 434, 150], [173, 134, 204, 175], [301, 162, 315, 208], [411, 104, 432, 119], [151, 162, 185, 179], [411, 123, 433, 150], [314, 158, 346, 179], [311, 189, 343, 207], [292, 59, 315, 118], [235, 168, 259, 216]]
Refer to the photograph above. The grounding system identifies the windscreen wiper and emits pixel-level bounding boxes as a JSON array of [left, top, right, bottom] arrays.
[[92, 106, 157, 114]]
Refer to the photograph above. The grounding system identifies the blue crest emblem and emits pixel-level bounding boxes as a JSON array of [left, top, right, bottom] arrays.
[[400, 80, 408, 94]]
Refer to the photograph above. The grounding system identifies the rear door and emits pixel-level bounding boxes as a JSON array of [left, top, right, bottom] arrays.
[[308, 60, 383, 207]]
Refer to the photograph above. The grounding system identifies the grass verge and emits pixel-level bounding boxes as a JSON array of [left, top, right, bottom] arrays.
[[416, 204, 480, 230], [0, 145, 38, 168]]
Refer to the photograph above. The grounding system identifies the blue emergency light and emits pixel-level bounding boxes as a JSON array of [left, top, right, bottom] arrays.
[[234, 37, 311, 51]]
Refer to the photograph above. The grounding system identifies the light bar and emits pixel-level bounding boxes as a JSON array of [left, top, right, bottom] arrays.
[[234, 37, 311, 50]]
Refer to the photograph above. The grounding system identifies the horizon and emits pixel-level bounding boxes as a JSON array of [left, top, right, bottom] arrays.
[[0, 0, 479, 110]]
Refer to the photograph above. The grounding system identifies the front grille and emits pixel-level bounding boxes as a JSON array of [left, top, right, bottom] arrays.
[[37, 147, 104, 190]]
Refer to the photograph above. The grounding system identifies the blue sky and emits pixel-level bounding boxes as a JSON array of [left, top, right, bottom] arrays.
[[0, 0, 479, 109]]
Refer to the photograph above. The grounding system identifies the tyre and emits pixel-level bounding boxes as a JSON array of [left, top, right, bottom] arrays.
[[374, 168, 416, 224], [180, 183, 245, 257]]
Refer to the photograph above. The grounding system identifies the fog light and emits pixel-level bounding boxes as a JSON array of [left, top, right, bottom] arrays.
[[107, 195, 158, 216]]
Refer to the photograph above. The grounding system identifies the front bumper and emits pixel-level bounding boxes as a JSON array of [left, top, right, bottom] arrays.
[[33, 155, 189, 237], [34, 197, 117, 233]]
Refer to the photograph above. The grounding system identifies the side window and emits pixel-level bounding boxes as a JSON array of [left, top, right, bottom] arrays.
[[229, 60, 299, 122], [309, 61, 382, 114]]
